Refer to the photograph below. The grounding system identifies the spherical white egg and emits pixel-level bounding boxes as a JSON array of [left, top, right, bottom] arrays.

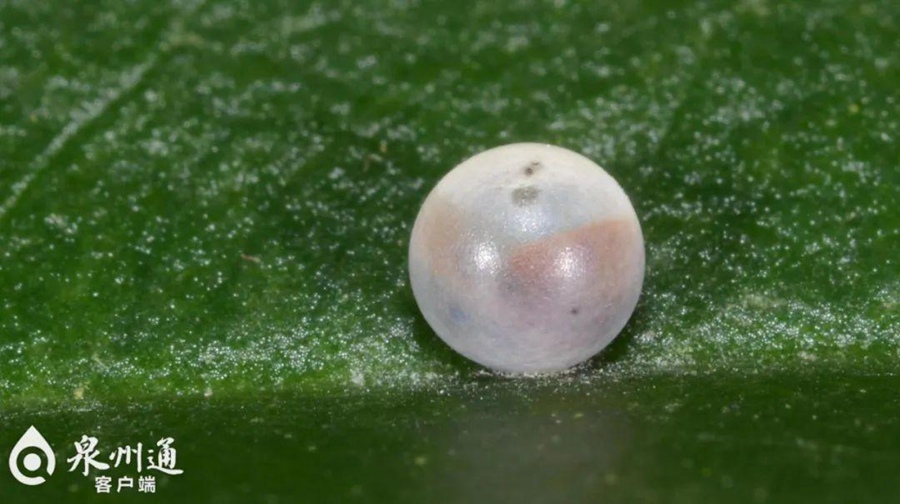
[[408, 143, 645, 374]]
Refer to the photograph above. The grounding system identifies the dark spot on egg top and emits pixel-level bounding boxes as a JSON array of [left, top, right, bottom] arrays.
[[524, 161, 541, 176], [511, 185, 540, 206], [570, 307, 580, 315]]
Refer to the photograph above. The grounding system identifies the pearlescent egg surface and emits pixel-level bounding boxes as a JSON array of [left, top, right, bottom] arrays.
[[408, 143, 645, 374]]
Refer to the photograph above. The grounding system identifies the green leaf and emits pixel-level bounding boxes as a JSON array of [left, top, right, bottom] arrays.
[[1, 0, 898, 501]]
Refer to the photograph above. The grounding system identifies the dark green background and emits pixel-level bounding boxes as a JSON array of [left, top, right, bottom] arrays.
[[0, 0, 897, 502]]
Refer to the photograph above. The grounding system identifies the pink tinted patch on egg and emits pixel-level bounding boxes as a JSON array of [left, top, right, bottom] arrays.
[[414, 194, 463, 278], [498, 217, 644, 350]]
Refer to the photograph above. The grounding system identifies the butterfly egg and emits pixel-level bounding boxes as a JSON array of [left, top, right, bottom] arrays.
[[408, 143, 645, 374]]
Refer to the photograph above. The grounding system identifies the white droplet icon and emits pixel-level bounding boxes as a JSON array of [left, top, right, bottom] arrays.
[[8, 426, 56, 486]]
